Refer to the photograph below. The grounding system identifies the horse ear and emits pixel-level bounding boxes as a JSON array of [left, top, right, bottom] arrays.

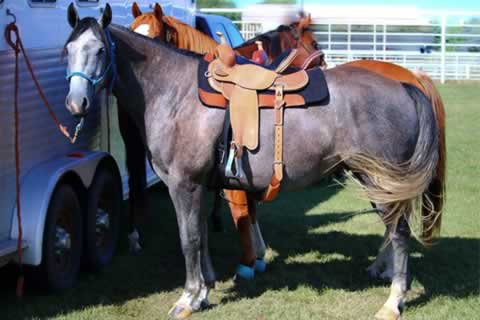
[[307, 13, 312, 26], [298, 16, 311, 31], [132, 2, 142, 18], [154, 3, 164, 21], [67, 3, 79, 28], [98, 3, 112, 28]]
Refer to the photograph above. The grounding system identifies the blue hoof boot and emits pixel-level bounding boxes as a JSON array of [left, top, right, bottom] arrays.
[[235, 264, 255, 280], [254, 258, 267, 273]]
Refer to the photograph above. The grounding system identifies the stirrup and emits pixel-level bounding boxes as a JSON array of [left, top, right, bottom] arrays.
[[225, 142, 245, 179]]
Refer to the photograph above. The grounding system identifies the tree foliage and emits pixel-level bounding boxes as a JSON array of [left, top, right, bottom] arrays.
[[262, 0, 297, 3], [196, 0, 236, 9]]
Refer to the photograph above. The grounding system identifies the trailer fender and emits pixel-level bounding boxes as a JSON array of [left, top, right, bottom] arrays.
[[10, 151, 118, 266]]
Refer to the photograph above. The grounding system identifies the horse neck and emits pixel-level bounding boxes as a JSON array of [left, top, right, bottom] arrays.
[[109, 25, 199, 124]]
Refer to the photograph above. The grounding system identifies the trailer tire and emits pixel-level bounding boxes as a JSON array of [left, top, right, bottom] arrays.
[[83, 167, 121, 271], [38, 184, 83, 291]]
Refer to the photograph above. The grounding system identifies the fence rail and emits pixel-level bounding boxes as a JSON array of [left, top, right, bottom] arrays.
[[200, 8, 480, 82]]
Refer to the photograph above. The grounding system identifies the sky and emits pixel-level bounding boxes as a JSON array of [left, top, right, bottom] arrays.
[[234, 0, 480, 11]]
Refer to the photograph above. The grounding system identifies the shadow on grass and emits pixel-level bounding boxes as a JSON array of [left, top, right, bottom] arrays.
[[0, 182, 478, 318], [218, 232, 479, 306]]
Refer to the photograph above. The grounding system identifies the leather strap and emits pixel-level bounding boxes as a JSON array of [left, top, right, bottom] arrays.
[[199, 88, 305, 109], [273, 85, 285, 181], [262, 85, 285, 202], [274, 49, 298, 73]]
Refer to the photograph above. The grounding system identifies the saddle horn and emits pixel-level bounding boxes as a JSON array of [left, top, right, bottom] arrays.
[[215, 32, 235, 67]]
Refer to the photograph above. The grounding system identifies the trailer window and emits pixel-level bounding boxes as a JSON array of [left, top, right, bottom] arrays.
[[29, 0, 57, 7], [77, 0, 99, 5]]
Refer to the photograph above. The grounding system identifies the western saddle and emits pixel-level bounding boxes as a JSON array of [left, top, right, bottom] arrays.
[[206, 33, 310, 200]]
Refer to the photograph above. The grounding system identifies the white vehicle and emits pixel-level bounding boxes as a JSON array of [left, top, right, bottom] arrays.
[[0, 0, 195, 291]]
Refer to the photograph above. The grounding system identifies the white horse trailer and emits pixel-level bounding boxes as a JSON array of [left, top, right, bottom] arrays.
[[0, 0, 195, 290]]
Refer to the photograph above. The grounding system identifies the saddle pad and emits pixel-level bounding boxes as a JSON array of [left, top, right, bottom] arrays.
[[198, 59, 330, 109]]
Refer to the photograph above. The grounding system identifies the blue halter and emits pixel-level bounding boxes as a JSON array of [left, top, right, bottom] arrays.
[[66, 28, 117, 93]]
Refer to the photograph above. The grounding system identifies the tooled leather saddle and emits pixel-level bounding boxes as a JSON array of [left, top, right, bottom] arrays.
[[198, 35, 329, 201]]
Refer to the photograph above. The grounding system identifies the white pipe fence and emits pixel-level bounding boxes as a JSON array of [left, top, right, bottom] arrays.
[[200, 8, 480, 82]]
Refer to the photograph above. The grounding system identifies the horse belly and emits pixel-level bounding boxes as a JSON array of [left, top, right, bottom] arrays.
[[226, 106, 338, 192]]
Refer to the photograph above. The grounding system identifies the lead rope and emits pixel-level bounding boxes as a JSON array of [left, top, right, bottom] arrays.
[[5, 20, 83, 298], [5, 22, 84, 144]]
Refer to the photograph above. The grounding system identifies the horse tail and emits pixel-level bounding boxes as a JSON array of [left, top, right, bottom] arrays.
[[345, 83, 443, 245], [414, 71, 446, 243]]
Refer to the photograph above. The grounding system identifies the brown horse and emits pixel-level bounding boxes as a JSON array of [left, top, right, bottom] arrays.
[[235, 13, 327, 70]]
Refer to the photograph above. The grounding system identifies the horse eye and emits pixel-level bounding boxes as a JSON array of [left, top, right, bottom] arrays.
[[97, 47, 105, 56]]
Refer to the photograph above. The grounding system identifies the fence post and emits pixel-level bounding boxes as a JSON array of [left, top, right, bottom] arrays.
[[347, 23, 351, 52], [441, 14, 447, 83], [328, 23, 331, 50], [383, 24, 387, 60]]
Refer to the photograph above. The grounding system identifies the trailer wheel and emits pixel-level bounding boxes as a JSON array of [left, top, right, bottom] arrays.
[[83, 167, 121, 271], [39, 184, 83, 291]]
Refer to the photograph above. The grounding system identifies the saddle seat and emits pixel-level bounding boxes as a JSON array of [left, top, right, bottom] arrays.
[[208, 45, 309, 151]]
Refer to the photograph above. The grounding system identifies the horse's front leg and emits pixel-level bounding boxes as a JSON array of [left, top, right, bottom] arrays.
[[117, 107, 147, 254], [168, 177, 213, 319]]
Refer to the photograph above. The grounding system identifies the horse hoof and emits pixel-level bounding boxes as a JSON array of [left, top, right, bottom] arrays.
[[128, 230, 143, 254], [234, 264, 255, 280], [168, 304, 193, 319], [254, 258, 267, 273], [374, 306, 401, 320], [380, 269, 394, 281], [129, 243, 142, 255]]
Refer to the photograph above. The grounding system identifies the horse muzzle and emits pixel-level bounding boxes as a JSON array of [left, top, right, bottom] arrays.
[[66, 92, 90, 118]]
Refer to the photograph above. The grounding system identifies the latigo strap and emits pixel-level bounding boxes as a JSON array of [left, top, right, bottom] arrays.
[[262, 85, 285, 202]]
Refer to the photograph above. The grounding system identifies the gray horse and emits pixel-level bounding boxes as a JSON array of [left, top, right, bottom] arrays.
[[63, 5, 445, 320]]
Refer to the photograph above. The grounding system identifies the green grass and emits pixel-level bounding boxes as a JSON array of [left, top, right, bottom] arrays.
[[1, 83, 479, 320]]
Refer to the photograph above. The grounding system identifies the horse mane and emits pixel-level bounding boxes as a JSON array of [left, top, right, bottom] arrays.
[[163, 16, 219, 55], [109, 24, 203, 60], [64, 17, 106, 50]]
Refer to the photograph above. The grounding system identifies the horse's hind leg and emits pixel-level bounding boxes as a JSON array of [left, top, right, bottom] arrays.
[[168, 178, 211, 319], [367, 202, 394, 281], [247, 194, 267, 273], [118, 107, 147, 254], [210, 190, 224, 232], [367, 231, 394, 281], [225, 190, 256, 279], [375, 217, 410, 320]]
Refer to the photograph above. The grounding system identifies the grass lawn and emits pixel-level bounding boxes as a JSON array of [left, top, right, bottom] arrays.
[[1, 83, 479, 319]]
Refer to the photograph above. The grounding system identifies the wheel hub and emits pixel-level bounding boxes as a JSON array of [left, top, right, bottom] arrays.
[[55, 226, 71, 256], [96, 208, 110, 233]]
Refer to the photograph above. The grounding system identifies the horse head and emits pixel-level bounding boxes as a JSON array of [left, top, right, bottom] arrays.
[[64, 3, 114, 117], [131, 2, 166, 41], [290, 13, 327, 70]]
